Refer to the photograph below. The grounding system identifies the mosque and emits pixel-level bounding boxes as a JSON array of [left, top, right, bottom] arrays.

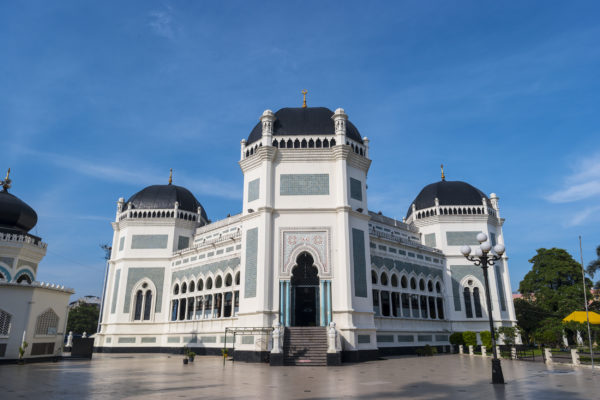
[[94, 99, 517, 364]]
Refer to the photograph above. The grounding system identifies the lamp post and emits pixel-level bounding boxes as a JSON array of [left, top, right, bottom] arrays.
[[460, 232, 505, 384]]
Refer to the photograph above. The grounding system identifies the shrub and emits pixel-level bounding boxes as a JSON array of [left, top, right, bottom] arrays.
[[449, 332, 464, 346], [497, 326, 517, 346], [479, 331, 492, 349], [462, 331, 477, 347], [416, 345, 437, 356]]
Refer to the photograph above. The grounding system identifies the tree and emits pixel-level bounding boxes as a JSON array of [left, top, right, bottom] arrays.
[[519, 248, 592, 318], [514, 298, 549, 344], [586, 245, 600, 278], [67, 304, 99, 335]]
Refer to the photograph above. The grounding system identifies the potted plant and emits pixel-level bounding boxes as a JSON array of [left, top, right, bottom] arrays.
[[221, 348, 228, 358], [17, 341, 28, 365], [187, 351, 196, 362]]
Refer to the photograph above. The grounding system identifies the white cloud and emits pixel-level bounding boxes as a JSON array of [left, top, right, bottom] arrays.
[[547, 151, 600, 203], [17, 147, 239, 200], [148, 6, 178, 39], [566, 205, 600, 227]]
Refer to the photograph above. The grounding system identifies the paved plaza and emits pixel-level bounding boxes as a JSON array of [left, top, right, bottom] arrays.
[[0, 354, 597, 399]]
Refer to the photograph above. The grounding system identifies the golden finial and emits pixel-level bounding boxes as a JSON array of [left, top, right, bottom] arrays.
[[2, 168, 11, 191], [168, 168, 173, 185], [441, 164, 445, 181], [301, 90, 307, 108]]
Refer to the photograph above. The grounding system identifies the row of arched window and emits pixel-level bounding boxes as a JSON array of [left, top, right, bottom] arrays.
[[371, 270, 442, 293], [123, 210, 198, 221], [415, 206, 486, 220], [371, 270, 445, 320], [271, 137, 337, 150], [171, 271, 241, 322], [0, 272, 32, 284]]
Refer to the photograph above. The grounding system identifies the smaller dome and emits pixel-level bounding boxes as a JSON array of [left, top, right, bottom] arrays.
[[0, 190, 38, 233], [126, 184, 208, 222], [407, 180, 490, 218]]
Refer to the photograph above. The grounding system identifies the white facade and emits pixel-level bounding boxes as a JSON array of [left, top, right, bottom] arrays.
[[95, 106, 516, 360]]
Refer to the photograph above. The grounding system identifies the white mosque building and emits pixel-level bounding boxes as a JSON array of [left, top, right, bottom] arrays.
[[94, 103, 517, 365]]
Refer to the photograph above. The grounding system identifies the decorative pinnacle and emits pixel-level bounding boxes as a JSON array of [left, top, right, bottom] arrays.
[[168, 168, 173, 185], [1, 168, 11, 191], [441, 164, 445, 181], [301, 90, 307, 108]]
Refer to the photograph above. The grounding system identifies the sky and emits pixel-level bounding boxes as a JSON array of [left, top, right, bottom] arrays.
[[1, 1, 599, 299]]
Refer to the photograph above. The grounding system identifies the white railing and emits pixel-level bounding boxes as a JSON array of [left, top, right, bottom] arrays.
[[118, 208, 200, 222], [0, 232, 47, 249], [412, 204, 497, 221]]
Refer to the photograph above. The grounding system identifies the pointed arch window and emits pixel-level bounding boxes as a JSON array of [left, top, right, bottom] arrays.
[[463, 288, 473, 318], [133, 282, 154, 321], [35, 309, 59, 335], [473, 287, 483, 318]]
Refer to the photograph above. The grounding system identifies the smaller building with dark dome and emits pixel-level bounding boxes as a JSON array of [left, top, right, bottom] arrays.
[[0, 169, 74, 361]]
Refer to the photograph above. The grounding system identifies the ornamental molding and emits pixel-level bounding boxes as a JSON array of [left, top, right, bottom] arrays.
[[279, 227, 332, 278]]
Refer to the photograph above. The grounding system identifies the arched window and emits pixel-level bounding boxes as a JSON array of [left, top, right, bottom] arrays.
[[410, 277, 417, 290], [134, 290, 143, 320], [436, 282, 442, 293], [401, 276, 408, 288], [181, 282, 187, 294], [16, 274, 32, 284], [197, 279, 204, 291], [206, 277, 213, 290], [0, 272, 6, 282], [35, 309, 59, 335], [143, 290, 153, 320], [235, 271, 240, 285], [225, 274, 232, 287], [391, 274, 398, 287], [427, 280, 433, 292], [0, 309, 12, 336], [473, 287, 483, 318], [173, 284, 179, 295], [380, 272, 388, 286], [371, 270, 378, 284], [419, 279, 425, 291], [189, 280, 195, 293], [215, 276, 223, 288], [464, 288, 473, 318]]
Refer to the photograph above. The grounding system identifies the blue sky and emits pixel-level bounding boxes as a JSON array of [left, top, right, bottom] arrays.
[[2, 1, 599, 299]]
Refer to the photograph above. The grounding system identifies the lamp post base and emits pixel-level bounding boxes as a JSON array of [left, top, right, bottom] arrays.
[[491, 358, 505, 384]]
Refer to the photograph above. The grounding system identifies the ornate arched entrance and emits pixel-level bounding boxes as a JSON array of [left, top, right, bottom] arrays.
[[290, 252, 319, 326]]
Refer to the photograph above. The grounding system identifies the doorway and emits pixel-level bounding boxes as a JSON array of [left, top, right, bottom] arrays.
[[290, 252, 319, 326]]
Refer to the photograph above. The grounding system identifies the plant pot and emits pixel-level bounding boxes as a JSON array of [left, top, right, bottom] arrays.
[[183, 358, 188, 365], [189, 356, 194, 362]]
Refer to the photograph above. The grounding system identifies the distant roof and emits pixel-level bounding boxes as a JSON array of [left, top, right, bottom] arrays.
[[407, 180, 491, 218], [247, 107, 363, 145], [126, 184, 208, 222], [563, 311, 600, 324]]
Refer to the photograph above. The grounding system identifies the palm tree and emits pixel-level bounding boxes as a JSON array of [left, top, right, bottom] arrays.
[[587, 245, 600, 278]]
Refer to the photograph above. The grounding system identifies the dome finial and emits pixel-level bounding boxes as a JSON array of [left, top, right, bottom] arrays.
[[301, 90, 307, 108], [1, 168, 11, 191], [168, 168, 173, 185], [441, 164, 445, 181]]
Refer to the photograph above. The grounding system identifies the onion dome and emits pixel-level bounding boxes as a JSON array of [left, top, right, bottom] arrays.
[[125, 170, 208, 222], [246, 107, 363, 145], [406, 178, 491, 219], [0, 169, 38, 233]]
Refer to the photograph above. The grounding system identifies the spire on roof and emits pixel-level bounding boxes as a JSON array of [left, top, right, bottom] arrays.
[[1, 168, 11, 191], [441, 164, 445, 181], [301, 89, 307, 108], [168, 168, 173, 185]]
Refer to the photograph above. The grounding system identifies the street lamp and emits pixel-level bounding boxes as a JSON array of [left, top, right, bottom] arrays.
[[460, 232, 505, 385]]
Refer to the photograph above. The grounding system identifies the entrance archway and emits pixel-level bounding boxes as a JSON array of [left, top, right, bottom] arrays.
[[291, 252, 319, 326]]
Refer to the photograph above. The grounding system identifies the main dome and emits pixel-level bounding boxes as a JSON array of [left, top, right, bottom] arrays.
[[246, 107, 363, 145], [0, 190, 38, 233], [126, 184, 208, 222], [406, 180, 490, 218]]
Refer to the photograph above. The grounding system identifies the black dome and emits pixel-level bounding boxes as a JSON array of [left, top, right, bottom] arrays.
[[0, 190, 38, 233], [247, 107, 363, 145], [407, 180, 490, 218], [126, 185, 208, 222]]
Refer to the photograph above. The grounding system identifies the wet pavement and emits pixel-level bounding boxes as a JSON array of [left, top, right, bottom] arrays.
[[0, 354, 598, 399]]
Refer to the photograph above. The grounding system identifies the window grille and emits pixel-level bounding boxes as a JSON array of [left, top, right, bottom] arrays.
[[0, 309, 11, 336], [35, 309, 59, 335]]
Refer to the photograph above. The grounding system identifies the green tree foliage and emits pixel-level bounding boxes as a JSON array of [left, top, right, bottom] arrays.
[[586, 245, 600, 278], [479, 331, 492, 348], [518, 248, 591, 318], [67, 304, 99, 335], [462, 331, 477, 347], [533, 319, 564, 347], [514, 298, 550, 344], [496, 326, 518, 346], [449, 332, 464, 346]]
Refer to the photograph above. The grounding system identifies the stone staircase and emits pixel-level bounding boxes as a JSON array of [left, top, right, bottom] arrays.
[[283, 327, 328, 366]]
